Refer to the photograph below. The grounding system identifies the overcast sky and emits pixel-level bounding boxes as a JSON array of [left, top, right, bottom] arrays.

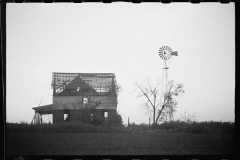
[[6, 3, 235, 124]]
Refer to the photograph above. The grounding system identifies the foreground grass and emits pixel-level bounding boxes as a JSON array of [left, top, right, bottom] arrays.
[[5, 132, 234, 155]]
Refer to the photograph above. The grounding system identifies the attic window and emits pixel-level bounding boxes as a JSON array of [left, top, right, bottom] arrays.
[[83, 97, 88, 104], [77, 87, 80, 92]]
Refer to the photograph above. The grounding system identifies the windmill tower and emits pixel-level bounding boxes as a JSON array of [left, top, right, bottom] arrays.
[[158, 46, 178, 121]]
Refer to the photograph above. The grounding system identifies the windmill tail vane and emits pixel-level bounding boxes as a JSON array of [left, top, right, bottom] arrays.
[[171, 51, 178, 56]]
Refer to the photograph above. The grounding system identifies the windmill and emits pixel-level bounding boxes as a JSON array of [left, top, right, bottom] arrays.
[[158, 46, 178, 121]]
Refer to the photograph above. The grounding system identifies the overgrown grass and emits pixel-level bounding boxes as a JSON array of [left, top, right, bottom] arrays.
[[126, 121, 234, 134], [6, 121, 234, 134], [6, 122, 127, 133], [127, 123, 150, 132], [153, 120, 234, 134]]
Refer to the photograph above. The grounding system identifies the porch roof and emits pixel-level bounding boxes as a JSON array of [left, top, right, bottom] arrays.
[[32, 104, 53, 115]]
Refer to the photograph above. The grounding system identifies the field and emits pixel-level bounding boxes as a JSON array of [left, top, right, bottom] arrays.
[[5, 132, 234, 155]]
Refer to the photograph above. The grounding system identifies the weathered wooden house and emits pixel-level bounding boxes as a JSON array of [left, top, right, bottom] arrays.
[[32, 72, 119, 124]]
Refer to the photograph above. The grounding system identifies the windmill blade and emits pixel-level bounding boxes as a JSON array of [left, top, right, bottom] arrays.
[[159, 46, 172, 60]]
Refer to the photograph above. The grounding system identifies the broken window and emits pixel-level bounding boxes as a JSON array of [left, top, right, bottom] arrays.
[[64, 114, 69, 122]]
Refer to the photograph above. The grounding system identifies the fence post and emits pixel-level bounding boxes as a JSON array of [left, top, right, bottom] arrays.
[[149, 117, 150, 129], [128, 117, 130, 127]]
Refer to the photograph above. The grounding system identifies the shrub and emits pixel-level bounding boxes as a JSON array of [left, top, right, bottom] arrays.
[[91, 114, 105, 126], [105, 112, 123, 128], [77, 109, 92, 124]]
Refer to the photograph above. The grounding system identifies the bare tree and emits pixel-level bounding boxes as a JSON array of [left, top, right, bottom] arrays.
[[134, 80, 184, 125], [181, 112, 196, 123], [74, 96, 101, 110]]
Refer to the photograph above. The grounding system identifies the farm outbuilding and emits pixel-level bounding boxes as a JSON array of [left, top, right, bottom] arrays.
[[32, 72, 119, 124]]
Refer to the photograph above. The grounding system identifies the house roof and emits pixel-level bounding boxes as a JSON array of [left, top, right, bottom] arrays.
[[51, 72, 118, 96]]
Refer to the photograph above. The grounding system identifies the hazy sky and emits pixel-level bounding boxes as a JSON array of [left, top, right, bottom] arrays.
[[6, 3, 235, 124]]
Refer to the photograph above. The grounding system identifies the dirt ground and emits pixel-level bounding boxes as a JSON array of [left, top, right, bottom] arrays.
[[5, 132, 234, 155]]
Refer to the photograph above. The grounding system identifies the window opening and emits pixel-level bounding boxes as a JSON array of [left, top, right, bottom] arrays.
[[64, 114, 69, 122], [104, 111, 108, 118], [83, 97, 88, 104], [91, 113, 93, 122]]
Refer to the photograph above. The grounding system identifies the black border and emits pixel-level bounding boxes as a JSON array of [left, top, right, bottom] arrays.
[[2, 1, 237, 160]]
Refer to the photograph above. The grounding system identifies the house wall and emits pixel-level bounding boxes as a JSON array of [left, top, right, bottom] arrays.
[[68, 109, 116, 122], [52, 109, 116, 124], [68, 110, 83, 122], [52, 95, 117, 110], [53, 109, 64, 124]]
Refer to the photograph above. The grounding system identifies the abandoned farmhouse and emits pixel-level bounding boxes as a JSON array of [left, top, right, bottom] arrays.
[[32, 72, 119, 124]]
